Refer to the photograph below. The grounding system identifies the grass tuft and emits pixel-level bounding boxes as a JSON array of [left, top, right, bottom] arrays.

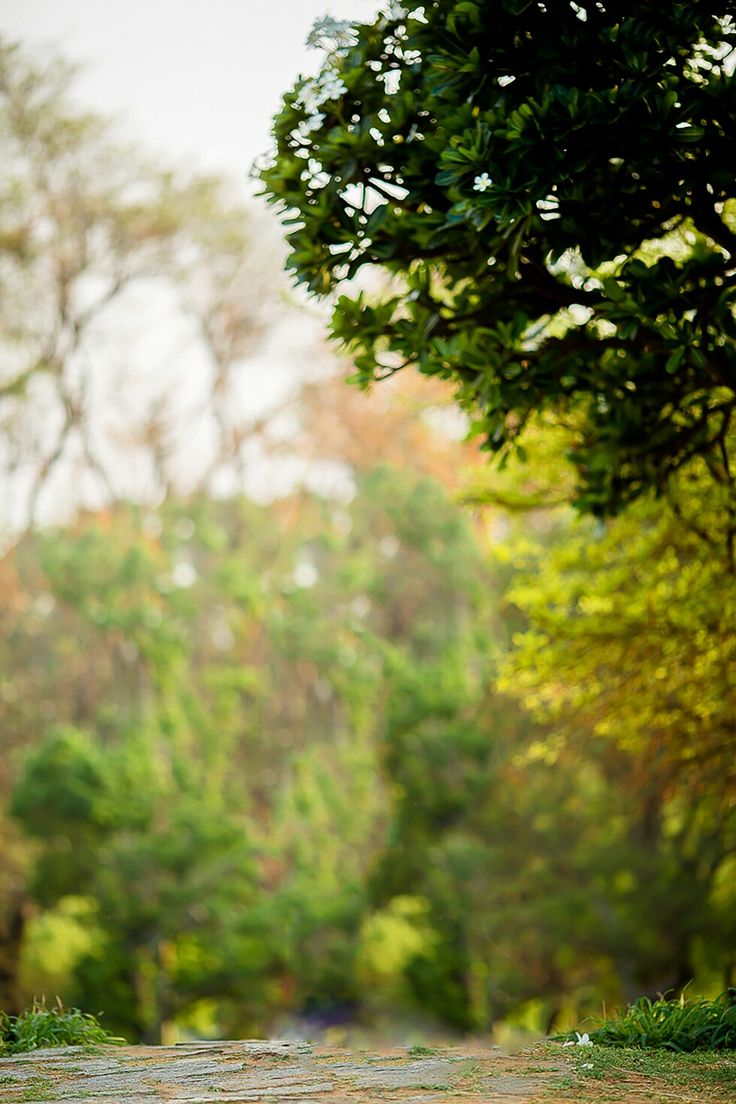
[[0, 999, 126, 1056], [560, 991, 736, 1052]]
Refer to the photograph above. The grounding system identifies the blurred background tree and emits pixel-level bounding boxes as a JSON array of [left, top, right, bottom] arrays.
[[0, 39, 280, 525]]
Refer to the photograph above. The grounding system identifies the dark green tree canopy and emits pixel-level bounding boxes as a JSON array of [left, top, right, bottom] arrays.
[[261, 2, 736, 517]]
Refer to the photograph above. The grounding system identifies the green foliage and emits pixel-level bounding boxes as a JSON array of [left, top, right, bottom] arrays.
[[2, 466, 505, 1038], [563, 992, 736, 1052], [12, 721, 260, 1040], [0, 1001, 124, 1055], [495, 448, 736, 1000], [1, 355, 734, 1043], [4, 458, 735, 1039], [260, 2, 736, 531]]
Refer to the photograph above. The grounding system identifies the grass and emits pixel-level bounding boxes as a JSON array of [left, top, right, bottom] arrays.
[[551, 1045, 736, 1103], [0, 1000, 125, 1056], [560, 991, 736, 1052]]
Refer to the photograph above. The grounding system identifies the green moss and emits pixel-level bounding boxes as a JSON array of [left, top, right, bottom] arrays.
[[2, 1076, 55, 1103], [548, 1043, 736, 1102]]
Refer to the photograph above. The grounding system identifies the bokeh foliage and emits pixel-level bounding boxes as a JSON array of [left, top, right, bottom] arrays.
[[1, 23, 735, 1049], [2, 436, 735, 1040]]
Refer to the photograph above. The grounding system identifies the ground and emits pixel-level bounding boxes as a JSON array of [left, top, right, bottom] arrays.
[[0, 1040, 735, 1103]]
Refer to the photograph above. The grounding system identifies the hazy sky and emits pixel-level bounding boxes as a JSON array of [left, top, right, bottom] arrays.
[[0, 0, 378, 178]]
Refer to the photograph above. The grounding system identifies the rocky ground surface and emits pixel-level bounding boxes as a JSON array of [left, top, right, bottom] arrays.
[[1, 1039, 734, 1104]]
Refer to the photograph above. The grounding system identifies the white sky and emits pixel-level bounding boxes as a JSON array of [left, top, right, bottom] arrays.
[[0, 0, 378, 177]]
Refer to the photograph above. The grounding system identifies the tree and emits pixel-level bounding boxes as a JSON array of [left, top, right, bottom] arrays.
[[260, 3, 736, 546], [0, 440, 503, 1038], [12, 726, 261, 1042], [0, 39, 277, 526], [4, 394, 735, 1035], [493, 450, 736, 998]]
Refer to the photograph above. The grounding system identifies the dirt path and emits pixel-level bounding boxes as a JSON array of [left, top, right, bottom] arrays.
[[0, 1039, 733, 1103]]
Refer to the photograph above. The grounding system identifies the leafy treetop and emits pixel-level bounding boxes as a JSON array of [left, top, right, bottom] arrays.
[[260, 1, 736, 524]]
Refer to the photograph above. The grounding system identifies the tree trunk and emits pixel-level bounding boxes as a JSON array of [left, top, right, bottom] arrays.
[[0, 897, 28, 1014]]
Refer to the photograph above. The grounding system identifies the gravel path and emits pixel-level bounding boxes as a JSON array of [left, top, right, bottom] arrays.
[[0, 1039, 567, 1103]]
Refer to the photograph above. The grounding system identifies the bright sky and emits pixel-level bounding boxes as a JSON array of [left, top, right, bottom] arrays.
[[0, 0, 378, 177]]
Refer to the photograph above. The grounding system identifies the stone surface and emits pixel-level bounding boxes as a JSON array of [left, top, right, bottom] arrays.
[[0, 1040, 567, 1104]]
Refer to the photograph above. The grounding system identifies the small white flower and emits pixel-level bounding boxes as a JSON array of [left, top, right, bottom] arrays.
[[306, 16, 357, 52], [297, 69, 348, 113], [581, 1062, 594, 1069], [385, 1, 408, 19], [297, 81, 318, 113], [319, 76, 348, 101], [473, 172, 493, 193], [294, 113, 326, 140], [564, 1031, 593, 1047], [380, 69, 402, 95], [250, 150, 276, 176]]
